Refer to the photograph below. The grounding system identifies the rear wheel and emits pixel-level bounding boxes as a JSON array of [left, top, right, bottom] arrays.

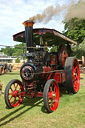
[[4, 79, 24, 108], [64, 57, 80, 93], [58, 44, 68, 68], [43, 79, 59, 113]]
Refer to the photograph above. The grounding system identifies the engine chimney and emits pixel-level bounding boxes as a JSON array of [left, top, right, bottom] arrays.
[[23, 20, 34, 52]]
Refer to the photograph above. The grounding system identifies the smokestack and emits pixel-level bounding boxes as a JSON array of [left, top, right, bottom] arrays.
[[23, 20, 34, 52]]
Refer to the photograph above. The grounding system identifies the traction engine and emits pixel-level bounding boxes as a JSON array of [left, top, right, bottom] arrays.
[[4, 21, 80, 113]]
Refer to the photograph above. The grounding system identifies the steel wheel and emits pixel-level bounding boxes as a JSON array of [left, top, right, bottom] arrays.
[[43, 79, 59, 113], [4, 79, 24, 108], [58, 44, 68, 68], [64, 57, 80, 93], [8, 64, 12, 72]]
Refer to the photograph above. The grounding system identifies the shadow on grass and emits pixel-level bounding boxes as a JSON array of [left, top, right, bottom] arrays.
[[0, 97, 43, 127], [0, 87, 71, 127], [59, 86, 68, 96], [3, 72, 20, 75], [80, 77, 84, 80]]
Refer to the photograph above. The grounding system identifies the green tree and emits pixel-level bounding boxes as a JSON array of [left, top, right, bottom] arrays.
[[50, 45, 57, 52], [71, 39, 85, 59], [63, 18, 85, 44], [12, 43, 26, 57], [0, 43, 26, 57], [0, 47, 14, 56], [15, 57, 20, 63]]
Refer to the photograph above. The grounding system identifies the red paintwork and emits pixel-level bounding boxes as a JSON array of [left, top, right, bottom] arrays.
[[48, 80, 59, 111], [42, 66, 66, 83], [43, 66, 51, 72], [52, 71, 66, 83], [42, 66, 51, 78], [9, 82, 24, 107], [72, 59, 80, 92], [50, 55, 57, 65], [5, 20, 80, 113], [59, 45, 68, 67], [17, 91, 43, 97], [13, 28, 77, 45], [61, 51, 68, 67], [35, 92, 43, 97]]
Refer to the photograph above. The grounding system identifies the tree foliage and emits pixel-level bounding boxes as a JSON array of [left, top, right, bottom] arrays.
[[15, 57, 20, 63], [71, 39, 85, 59], [63, 18, 85, 44], [50, 45, 57, 52], [0, 47, 14, 56], [0, 43, 26, 57], [63, 17, 85, 58]]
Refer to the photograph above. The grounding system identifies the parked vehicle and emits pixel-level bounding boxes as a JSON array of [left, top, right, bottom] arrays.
[[0, 63, 12, 75]]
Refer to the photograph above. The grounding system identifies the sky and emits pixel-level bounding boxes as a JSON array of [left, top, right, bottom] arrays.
[[0, 0, 79, 47]]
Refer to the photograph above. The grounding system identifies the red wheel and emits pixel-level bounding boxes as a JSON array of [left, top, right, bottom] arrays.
[[58, 44, 68, 68], [43, 79, 59, 113], [0, 66, 4, 75], [64, 57, 80, 93], [4, 79, 24, 108]]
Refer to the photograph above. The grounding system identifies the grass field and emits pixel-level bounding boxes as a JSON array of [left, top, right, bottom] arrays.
[[0, 71, 85, 128]]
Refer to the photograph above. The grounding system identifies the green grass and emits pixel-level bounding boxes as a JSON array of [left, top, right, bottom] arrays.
[[0, 72, 85, 128]]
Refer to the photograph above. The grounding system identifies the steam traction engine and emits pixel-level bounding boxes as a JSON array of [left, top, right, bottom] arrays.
[[4, 21, 80, 113]]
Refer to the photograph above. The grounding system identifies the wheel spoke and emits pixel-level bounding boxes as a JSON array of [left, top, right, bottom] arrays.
[[54, 87, 56, 93], [74, 66, 77, 71], [18, 87, 21, 92], [9, 96, 13, 102], [48, 82, 59, 111], [73, 66, 79, 82], [74, 81, 78, 90], [5, 80, 24, 108], [43, 79, 59, 112], [73, 75, 78, 82], [73, 60, 80, 92], [14, 83, 16, 89], [48, 92, 52, 99], [50, 86, 52, 91], [50, 99, 53, 107], [15, 83, 18, 89], [12, 97, 16, 104], [9, 93, 12, 95], [10, 87, 13, 91]]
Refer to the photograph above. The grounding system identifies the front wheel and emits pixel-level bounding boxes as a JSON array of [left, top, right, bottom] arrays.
[[4, 79, 24, 108], [43, 79, 59, 113]]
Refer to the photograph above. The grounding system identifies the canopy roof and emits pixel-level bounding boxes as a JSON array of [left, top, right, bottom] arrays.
[[13, 28, 77, 46]]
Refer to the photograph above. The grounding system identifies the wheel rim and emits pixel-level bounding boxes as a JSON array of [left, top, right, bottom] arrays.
[[48, 81, 59, 111], [72, 59, 80, 92], [61, 50, 68, 67], [58, 45, 68, 67], [8, 82, 24, 107]]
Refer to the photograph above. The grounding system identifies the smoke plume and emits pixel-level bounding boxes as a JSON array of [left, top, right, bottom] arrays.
[[29, 0, 76, 23], [65, 0, 85, 21]]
